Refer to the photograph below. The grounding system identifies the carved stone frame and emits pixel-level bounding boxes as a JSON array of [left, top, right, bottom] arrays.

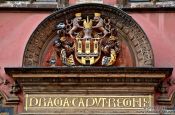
[[22, 3, 154, 67]]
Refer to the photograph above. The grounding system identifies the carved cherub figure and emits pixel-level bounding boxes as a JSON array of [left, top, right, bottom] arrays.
[[93, 13, 108, 38], [68, 13, 83, 38]]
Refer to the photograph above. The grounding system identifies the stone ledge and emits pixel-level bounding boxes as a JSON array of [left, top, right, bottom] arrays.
[[128, 1, 175, 8], [5, 67, 173, 76], [0, 1, 59, 8], [0, 1, 175, 9]]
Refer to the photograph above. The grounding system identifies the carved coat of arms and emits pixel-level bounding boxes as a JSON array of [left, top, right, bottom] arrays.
[[49, 13, 120, 66]]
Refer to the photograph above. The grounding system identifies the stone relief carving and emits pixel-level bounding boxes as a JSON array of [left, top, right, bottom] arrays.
[[50, 12, 120, 66], [22, 4, 154, 67]]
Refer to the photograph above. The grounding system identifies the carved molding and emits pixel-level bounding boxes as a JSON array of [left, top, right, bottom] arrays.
[[157, 77, 175, 105], [22, 3, 154, 67], [5, 66, 172, 75], [0, 78, 19, 105], [167, 78, 175, 86], [5, 67, 172, 92], [0, 91, 19, 115], [157, 91, 175, 105], [0, 90, 19, 105], [5, 67, 173, 109]]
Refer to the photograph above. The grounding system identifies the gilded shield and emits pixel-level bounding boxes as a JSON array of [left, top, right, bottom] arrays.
[[75, 37, 101, 65]]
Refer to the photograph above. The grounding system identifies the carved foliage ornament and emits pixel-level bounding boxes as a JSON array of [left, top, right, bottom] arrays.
[[23, 4, 154, 67]]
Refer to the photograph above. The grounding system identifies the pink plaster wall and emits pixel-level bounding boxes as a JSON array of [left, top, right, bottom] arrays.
[[0, 13, 48, 68], [0, 12, 49, 113], [69, 0, 116, 5], [0, 12, 175, 112], [130, 13, 175, 94], [103, 0, 116, 5]]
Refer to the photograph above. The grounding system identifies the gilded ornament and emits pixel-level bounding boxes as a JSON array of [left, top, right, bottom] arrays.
[[53, 12, 120, 66]]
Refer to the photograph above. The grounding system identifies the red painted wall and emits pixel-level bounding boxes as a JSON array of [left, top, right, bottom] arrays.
[[130, 13, 175, 95], [0, 12, 48, 112], [0, 11, 175, 112]]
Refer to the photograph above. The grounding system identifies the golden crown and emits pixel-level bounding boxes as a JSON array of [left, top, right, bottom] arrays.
[[94, 13, 101, 17], [75, 13, 81, 17], [83, 16, 92, 29]]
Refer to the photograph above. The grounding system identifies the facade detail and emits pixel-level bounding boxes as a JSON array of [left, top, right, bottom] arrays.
[[3, 3, 171, 114], [5, 67, 173, 114], [53, 12, 120, 66], [0, 2, 174, 114], [10, 81, 21, 95], [22, 4, 154, 67], [0, 91, 19, 115]]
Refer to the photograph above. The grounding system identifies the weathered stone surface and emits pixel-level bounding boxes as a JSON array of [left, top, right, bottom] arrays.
[[4, 67, 173, 114]]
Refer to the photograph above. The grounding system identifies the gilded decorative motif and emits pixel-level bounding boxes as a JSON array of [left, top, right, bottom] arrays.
[[22, 4, 154, 67], [52, 12, 120, 66]]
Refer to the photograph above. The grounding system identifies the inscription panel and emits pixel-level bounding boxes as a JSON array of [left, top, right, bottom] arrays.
[[25, 94, 153, 113]]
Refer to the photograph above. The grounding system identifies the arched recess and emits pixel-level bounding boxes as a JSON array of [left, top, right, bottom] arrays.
[[22, 3, 154, 67]]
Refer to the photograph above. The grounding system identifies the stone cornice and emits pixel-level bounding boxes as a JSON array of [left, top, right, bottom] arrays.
[[1, 7, 175, 13], [5, 67, 173, 77], [4, 66, 174, 106]]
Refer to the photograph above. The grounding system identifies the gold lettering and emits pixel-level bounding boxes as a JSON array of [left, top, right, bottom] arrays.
[[86, 98, 95, 107], [72, 98, 78, 107], [142, 97, 149, 107], [133, 97, 142, 108], [63, 98, 70, 107], [54, 98, 63, 107], [116, 98, 123, 107], [47, 97, 53, 107], [102, 98, 107, 107], [25, 95, 152, 110], [59, 98, 63, 106], [38, 97, 47, 107], [29, 97, 38, 107], [78, 98, 85, 107], [94, 98, 106, 107], [108, 98, 116, 107], [123, 98, 132, 107], [53, 98, 59, 107]]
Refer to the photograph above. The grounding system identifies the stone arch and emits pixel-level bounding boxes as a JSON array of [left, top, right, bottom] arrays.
[[22, 3, 154, 67]]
